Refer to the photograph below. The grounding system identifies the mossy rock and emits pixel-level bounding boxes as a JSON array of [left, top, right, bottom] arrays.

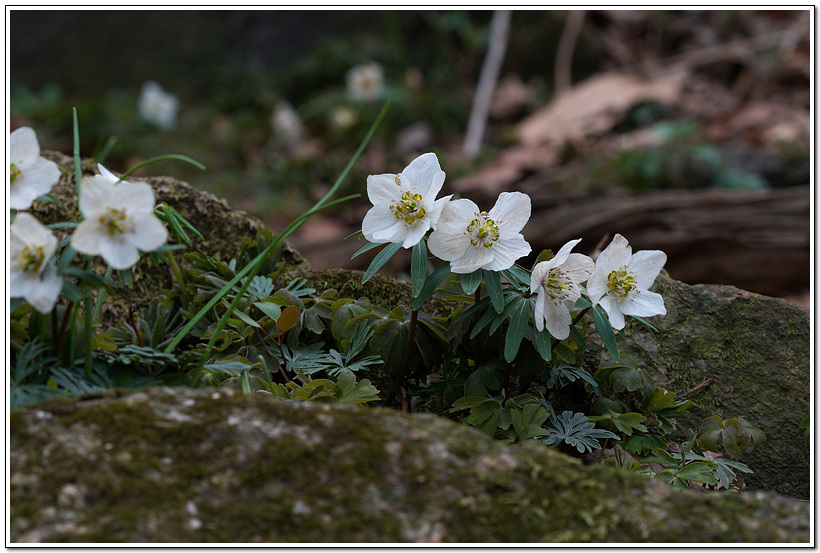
[[29, 152, 305, 327], [9, 387, 809, 543], [583, 271, 810, 499]]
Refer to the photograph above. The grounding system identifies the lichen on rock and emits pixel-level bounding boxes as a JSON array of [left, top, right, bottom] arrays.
[[9, 387, 810, 543]]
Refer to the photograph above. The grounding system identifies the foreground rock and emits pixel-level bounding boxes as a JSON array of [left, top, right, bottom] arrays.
[[10, 387, 808, 543], [583, 271, 810, 499]]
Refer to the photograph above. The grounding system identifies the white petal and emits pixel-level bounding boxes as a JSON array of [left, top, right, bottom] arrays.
[[362, 206, 405, 244], [598, 295, 626, 330], [489, 192, 531, 237], [11, 212, 57, 258], [425, 194, 454, 230], [9, 184, 40, 211], [112, 181, 156, 214], [586, 271, 609, 305], [15, 157, 60, 196], [366, 173, 402, 206], [561, 253, 595, 284], [100, 239, 140, 270], [10, 127, 40, 169], [544, 298, 572, 340], [126, 214, 168, 252], [97, 164, 121, 183], [596, 233, 631, 273], [22, 267, 62, 314], [71, 220, 104, 255], [530, 261, 550, 293], [402, 152, 444, 197], [551, 238, 582, 267], [621, 290, 666, 319], [79, 175, 114, 217], [629, 250, 667, 289], [482, 234, 531, 271], [450, 245, 494, 274], [400, 222, 430, 249], [533, 290, 546, 331], [427, 224, 471, 262]]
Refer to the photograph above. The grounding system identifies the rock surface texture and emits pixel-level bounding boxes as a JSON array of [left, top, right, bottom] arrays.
[[584, 271, 810, 499], [10, 387, 809, 544]]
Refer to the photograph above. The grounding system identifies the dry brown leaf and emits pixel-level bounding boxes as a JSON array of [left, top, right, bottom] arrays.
[[517, 71, 688, 146]]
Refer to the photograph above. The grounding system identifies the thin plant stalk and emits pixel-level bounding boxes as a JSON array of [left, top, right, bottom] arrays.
[[92, 266, 114, 323], [164, 100, 390, 356]]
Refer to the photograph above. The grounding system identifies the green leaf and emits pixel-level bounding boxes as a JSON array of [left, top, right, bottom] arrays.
[[232, 309, 260, 328], [593, 304, 619, 361], [464, 359, 505, 396], [504, 299, 530, 363], [624, 434, 667, 456], [362, 242, 403, 284], [411, 262, 451, 310], [532, 326, 552, 362], [254, 301, 282, 322], [119, 154, 206, 180], [483, 269, 504, 313], [460, 269, 483, 295], [675, 462, 718, 486], [352, 240, 386, 259], [411, 239, 427, 298]]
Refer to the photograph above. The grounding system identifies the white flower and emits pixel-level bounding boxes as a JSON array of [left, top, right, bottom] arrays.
[[530, 239, 594, 340], [427, 192, 532, 274], [9, 126, 61, 210], [138, 81, 180, 130], [346, 62, 384, 103], [362, 152, 452, 249], [10, 212, 62, 313], [271, 100, 305, 142], [71, 165, 168, 270], [587, 234, 667, 330]]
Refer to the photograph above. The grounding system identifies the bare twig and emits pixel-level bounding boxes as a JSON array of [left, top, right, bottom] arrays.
[[675, 378, 715, 401], [554, 10, 586, 95], [463, 10, 512, 158]]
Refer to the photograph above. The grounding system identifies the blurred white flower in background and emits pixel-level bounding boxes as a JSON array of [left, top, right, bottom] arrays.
[[362, 152, 452, 249], [427, 192, 532, 274], [10, 212, 62, 313], [329, 106, 358, 131], [71, 165, 168, 270], [530, 239, 594, 340], [138, 81, 180, 130], [587, 234, 667, 330], [271, 100, 305, 144], [9, 126, 61, 210], [346, 62, 384, 103]]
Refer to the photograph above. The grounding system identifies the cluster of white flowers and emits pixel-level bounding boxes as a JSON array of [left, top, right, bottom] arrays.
[[362, 152, 667, 338], [9, 127, 168, 314], [530, 234, 666, 338]]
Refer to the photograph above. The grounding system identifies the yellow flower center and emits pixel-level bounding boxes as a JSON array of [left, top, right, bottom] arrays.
[[606, 266, 637, 299], [99, 208, 130, 236], [391, 190, 427, 225], [16, 246, 45, 274], [10, 163, 21, 182], [467, 212, 500, 248], [542, 268, 574, 301]]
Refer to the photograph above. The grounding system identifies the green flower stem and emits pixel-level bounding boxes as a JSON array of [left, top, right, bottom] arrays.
[[72, 108, 83, 202], [383, 308, 418, 408], [83, 287, 93, 377], [163, 100, 389, 357], [165, 251, 186, 293], [92, 266, 114, 324]]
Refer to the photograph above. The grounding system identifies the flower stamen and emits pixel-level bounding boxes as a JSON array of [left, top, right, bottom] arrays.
[[99, 208, 130, 236], [467, 211, 500, 248], [606, 266, 638, 299], [10, 163, 21, 182], [391, 191, 427, 225], [16, 246, 46, 274]]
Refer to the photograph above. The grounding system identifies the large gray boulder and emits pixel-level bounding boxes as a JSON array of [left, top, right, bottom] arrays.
[[9, 387, 809, 543], [583, 272, 810, 499]]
